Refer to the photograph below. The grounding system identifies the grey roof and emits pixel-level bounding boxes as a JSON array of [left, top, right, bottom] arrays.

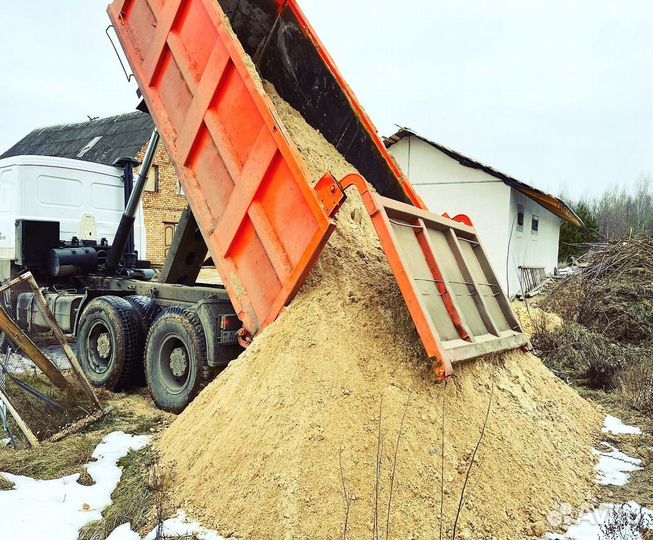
[[384, 127, 583, 227], [0, 112, 155, 166]]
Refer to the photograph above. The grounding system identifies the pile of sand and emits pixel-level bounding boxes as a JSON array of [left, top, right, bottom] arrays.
[[157, 85, 603, 539], [511, 301, 563, 340]]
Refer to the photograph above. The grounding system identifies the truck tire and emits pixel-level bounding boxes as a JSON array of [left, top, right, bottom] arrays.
[[125, 296, 160, 331], [145, 306, 214, 413], [125, 295, 161, 386], [77, 296, 144, 390]]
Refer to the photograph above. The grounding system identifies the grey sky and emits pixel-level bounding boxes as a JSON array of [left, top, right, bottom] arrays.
[[1, 1, 651, 200]]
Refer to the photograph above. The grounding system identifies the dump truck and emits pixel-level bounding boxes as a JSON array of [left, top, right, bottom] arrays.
[[1, 0, 527, 414]]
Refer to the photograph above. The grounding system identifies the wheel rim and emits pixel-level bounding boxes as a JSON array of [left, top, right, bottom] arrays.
[[86, 320, 114, 375], [157, 333, 191, 394]]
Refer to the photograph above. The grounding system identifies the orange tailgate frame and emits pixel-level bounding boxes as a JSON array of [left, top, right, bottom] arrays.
[[317, 174, 528, 379]]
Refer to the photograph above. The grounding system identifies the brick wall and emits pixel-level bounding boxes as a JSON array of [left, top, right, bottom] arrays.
[[135, 142, 187, 267]]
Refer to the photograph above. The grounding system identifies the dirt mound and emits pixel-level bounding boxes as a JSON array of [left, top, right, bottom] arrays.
[[157, 83, 603, 539], [511, 301, 563, 340]]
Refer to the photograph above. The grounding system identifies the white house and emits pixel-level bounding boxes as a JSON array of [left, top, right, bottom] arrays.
[[385, 128, 582, 297]]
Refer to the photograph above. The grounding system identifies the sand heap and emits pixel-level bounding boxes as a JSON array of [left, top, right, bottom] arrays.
[[158, 84, 603, 539]]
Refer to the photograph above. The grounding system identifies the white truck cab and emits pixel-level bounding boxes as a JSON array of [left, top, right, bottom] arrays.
[[0, 155, 146, 280]]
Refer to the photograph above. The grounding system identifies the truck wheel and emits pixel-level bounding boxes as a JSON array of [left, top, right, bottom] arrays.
[[77, 296, 144, 390], [145, 307, 214, 413], [125, 296, 161, 386], [125, 296, 160, 331]]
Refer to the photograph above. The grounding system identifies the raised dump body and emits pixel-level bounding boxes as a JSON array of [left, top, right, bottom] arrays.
[[108, 0, 527, 378]]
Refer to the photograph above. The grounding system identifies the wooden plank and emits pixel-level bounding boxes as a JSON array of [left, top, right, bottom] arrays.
[[19, 273, 102, 411], [46, 407, 108, 444], [0, 387, 40, 447], [0, 306, 70, 392]]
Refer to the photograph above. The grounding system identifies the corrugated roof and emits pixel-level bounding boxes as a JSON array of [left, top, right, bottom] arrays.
[[0, 111, 155, 166], [384, 128, 583, 227]]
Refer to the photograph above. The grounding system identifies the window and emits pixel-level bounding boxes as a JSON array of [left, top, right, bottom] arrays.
[[516, 204, 525, 232], [163, 221, 177, 258], [145, 165, 159, 192], [178, 178, 185, 196], [531, 215, 539, 235]]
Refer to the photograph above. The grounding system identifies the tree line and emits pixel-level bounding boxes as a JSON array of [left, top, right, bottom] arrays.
[[559, 177, 653, 261]]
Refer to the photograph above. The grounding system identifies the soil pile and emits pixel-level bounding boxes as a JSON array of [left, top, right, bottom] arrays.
[[158, 85, 603, 539]]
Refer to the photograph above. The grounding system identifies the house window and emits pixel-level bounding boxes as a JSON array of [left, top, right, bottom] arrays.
[[145, 165, 159, 192], [531, 215, 539, 235], [516, 204, 525, 232], [163, 221, 177, 258]]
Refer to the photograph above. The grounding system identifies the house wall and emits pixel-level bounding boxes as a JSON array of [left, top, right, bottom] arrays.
[[507, 190, 561, 296], [137, 143, 187, 266], [389, 136, 512, 292], [388, 136, 561, 296]]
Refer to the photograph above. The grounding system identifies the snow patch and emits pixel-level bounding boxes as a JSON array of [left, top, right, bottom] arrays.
[[106, 512, 225, 540], [593, 442, 643, 486], [548, 501, 653, 540], [603, 415, 642, 436], [0, 431, 150, 540]]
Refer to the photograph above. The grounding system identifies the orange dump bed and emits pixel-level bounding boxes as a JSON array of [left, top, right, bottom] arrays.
[[108, 0, 527, 378]]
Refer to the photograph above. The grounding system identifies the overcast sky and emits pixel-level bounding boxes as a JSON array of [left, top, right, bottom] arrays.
[[0, 1, 651, 200]]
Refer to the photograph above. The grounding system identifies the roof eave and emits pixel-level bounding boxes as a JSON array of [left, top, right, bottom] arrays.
[[384, 128, 584, 228]]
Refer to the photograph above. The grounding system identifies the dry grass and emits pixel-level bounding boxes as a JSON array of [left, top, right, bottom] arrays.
[[534, 236, 653, 414], [2, 371, 102, 446], [0, 392, 168, 486], [599, 503, 653, 540], [531, 321, 652, 413], [78, 446, 167, 540], [542, 236, 652, 345], [1, 390, 175, 539], [619, 359, 653, 414], [0, 431, 100, 484]]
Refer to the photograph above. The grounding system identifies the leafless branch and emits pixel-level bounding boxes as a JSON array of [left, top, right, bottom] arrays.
[[385, 394, 411, 540], [451, 380, 495, 539]]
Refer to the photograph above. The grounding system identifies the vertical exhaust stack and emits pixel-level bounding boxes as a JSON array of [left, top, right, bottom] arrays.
[[106, 129, 160, 274]]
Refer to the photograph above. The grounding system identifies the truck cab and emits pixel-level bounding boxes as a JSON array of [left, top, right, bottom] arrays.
[[0, 154, 146, 282]]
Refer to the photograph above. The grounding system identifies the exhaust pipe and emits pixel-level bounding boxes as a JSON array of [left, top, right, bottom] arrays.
[[106, 129, 160, 273]]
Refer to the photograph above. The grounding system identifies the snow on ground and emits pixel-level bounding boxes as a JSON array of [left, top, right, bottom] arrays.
[[4, 345, 72, 375], [547, 415, 649, 539], [603, 415, 643, 436], [106, 512, 225, 540], [0, 432, 150, 540], [593, 442, 643, 486], [548, 502, 653, 540]]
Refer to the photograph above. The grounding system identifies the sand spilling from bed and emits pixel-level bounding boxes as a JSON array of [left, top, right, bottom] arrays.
[[157, 83, 603, 539]]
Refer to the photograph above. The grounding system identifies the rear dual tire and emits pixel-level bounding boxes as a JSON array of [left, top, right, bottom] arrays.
[[145, 307, 214, 414], [77, 296, 144, 390], [77, 296, 217, 413]]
